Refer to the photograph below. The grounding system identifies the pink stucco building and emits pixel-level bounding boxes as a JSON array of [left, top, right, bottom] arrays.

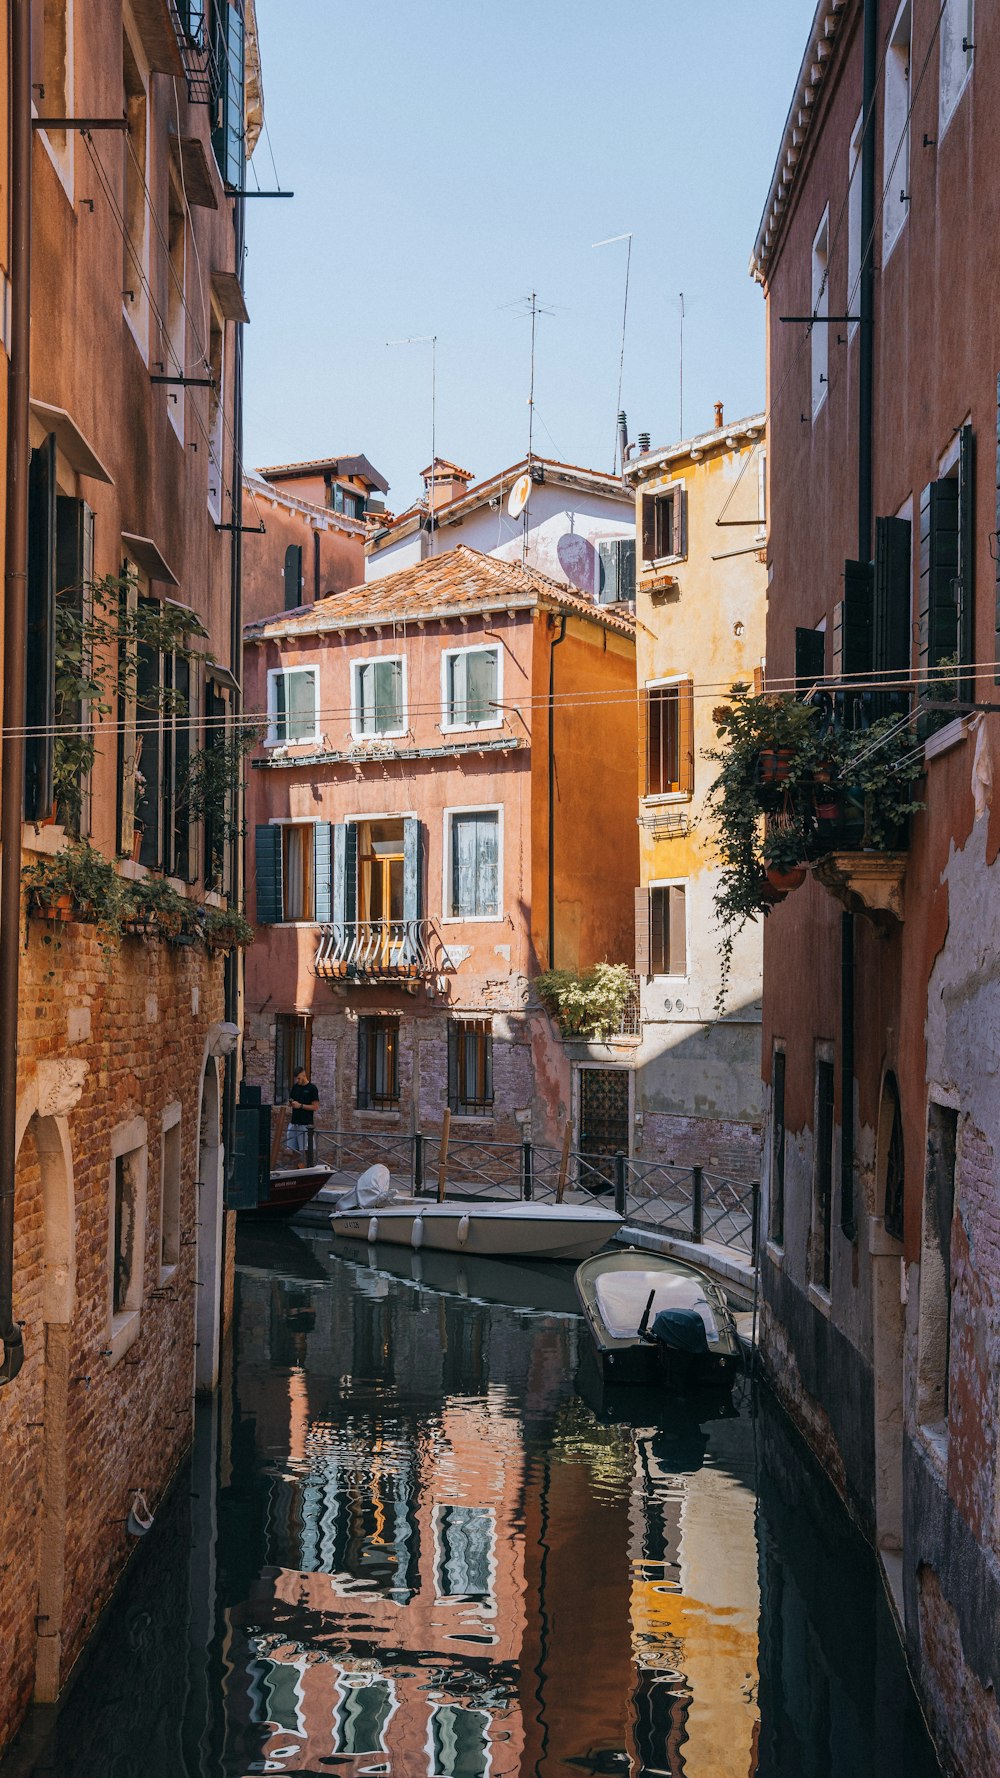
[[242, 547, 637, 1151]]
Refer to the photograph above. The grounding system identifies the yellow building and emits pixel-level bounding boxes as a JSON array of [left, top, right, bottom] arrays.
[[625, 408, 767, 1181]]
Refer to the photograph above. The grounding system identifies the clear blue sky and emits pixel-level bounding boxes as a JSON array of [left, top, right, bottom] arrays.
[[244, 0, 809, 510]]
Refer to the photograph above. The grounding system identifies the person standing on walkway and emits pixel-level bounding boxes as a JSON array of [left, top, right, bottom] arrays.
[[287, 1067, 319, 1168]]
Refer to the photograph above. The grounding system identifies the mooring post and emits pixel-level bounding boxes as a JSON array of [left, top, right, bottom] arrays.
[[413, 1131, 424, 1196], [521, 1140, 533, 1201], [692, 1166, 704, 1243], [614, 1152, 626, 1219], [437, 1110, 451, 1203]]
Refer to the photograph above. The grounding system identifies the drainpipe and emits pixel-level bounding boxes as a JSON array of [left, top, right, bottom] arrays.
[[0, 0, 31, 1386], [839, 0, 878, 1248], [221, 175, 247, 1209], [547, 615, 567, 969]]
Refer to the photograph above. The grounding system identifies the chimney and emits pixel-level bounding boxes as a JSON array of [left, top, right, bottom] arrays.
[[618, 410, 629, 473], [421, 457, 474, 512], [714, 401, 724, 429], [638, 432, 651, 453]]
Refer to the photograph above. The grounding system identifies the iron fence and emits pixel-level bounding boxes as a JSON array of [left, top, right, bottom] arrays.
[[311, 1126, 759, 1257]]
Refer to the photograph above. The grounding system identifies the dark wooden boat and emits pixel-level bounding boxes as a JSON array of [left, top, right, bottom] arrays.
[[241, 1165, 335, 1219], [574, 1247, 741, 1388]]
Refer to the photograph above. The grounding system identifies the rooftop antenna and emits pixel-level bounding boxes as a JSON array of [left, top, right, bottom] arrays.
[[387, 333, 437, 554], [593, 232, 633, 472], [672, 293, 679, 439], [502, 292, 554, 561]]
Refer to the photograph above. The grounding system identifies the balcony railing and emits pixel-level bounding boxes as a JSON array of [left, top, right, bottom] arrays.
[[314, 919, 441, 985]]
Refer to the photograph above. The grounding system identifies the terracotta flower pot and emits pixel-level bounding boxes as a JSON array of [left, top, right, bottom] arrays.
[[35, 892, 73, 921], [758, 878, 787, 906], [766, 864, 808, 892], [758, 747, 795, 787]]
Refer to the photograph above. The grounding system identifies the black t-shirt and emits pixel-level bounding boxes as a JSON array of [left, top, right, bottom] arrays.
[[290, 1082, 318, 1125]]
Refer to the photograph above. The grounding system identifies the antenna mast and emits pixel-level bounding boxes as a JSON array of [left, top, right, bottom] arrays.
[[593, 232, 633, 472], [387, 332, 438, 555], [678, 292, 685, 438]]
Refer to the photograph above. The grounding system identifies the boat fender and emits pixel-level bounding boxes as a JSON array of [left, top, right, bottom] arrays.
[[411, 1217, 423, 1252], [367, 1216, 378, 1244], [457, 1214, 470, 1248]]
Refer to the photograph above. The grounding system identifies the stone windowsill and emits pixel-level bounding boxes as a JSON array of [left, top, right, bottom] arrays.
[[108, 1306, 142, 1365], [916, 1420, 949, 1474], [765, 1239, 784, 1271], [807, 1281, 833, 1320]]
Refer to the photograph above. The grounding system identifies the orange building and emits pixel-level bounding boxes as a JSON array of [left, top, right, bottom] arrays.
[[0, 0, 261, 1750], [242, 546, 638, 1149], [241, 451, 390, 627]]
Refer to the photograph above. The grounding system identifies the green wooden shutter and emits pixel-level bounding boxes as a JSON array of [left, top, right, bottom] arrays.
[[668, 885, 687, 975], [313, 823, 333, 922], [403, 817, 422, 920], [873, 515, 912, 716], [447, 1022, 459, 1113], [283, 545, 303, 610], [228, 1102, 269, 1209], [676, 489, 688, 559], [795, 627, 826, 690], [356, 1019, 369, 1109], [640, 494, 656, 563], [25, 436, 57, 820], [842, 560, 873, 675], [598, 541, 616, 604], [255, 823, 283, 923], [618, 539, 636, 602], [958, 423, 974, 698], [918, 478, 959, 679]]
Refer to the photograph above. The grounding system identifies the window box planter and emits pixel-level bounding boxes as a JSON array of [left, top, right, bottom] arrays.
[[812, 852, 908, 925], [32, 891, 73, 921]]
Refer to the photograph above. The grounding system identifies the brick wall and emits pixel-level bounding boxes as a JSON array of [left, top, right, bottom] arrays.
[[0, 912, 227, 1753], [635, 1111, 762, 1182]]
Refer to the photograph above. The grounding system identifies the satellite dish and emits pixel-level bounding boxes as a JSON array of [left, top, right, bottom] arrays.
[[556, 532, 600, 596], [507, 473, 532, 519]]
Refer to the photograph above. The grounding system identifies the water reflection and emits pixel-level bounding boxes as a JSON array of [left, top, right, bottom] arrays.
[[0, 1226, 942, 1778]]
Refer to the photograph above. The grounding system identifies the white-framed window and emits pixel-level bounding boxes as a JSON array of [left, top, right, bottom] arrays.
[[427, 1705, 491, 1778], [351, 655, 406, 739], [433, 1504, 495, 1600], [444, 806, 502, 921], [159, 1103, 181, 1279], [648, 880, 687, 977], [811, 207, 830, 417], [266, 666, 320, 746], [108, 1116, 148, 1362], [441, 644, 501, 731], [847, 109, 864, 340], [939, 0, 974, 134], [883, 1, 912, 262]]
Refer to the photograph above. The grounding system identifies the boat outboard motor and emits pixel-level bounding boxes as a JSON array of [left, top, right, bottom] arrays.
[[338, 1164, 396, 1212], [650, 1307, 710, 1359]]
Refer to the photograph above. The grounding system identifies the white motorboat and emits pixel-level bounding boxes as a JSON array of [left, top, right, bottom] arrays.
[[330, 1197, 622, 1261]]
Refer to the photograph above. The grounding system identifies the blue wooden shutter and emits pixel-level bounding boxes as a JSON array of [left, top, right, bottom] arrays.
[[313, 823, 333, 921], [403, 817, 422, 921], [25, 436, 57, 820], [333, 821, 358, 925], [255, 824, 283, 923], [618, 539, 636, 603]]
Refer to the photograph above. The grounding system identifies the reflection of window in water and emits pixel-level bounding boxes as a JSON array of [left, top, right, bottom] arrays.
[[435, 1505, 494, 1598], [632, 1671, 689, 1772], [428, 1704, 491, 1777], [333, 1676, 394, 1756], [298, 1461, 421, 1602], [246, 1657, 305, 1735]]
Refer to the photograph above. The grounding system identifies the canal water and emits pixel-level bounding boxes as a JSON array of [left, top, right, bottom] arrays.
[[3, 1223, 942, 1777]]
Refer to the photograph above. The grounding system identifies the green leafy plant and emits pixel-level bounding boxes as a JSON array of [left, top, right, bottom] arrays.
[[201, 906, 254, 952], [536, 962, 636, 1040], [22, 842, 129, 948], [123, 873, 199, 939], [706, 690, 924, 1011], [53, 571, 212, 832], [176, 726, 260, 882]]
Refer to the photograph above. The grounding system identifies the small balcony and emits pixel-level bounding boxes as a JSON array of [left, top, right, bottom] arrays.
[[314, 919, 442, 986]]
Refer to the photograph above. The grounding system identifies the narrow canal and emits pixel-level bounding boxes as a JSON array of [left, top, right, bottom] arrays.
[[3, 1223, 942, 1777]]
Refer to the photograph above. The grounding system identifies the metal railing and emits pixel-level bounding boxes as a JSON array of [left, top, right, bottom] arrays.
[[312, 1126, 759, 1257], [314, 919, 441, 984]]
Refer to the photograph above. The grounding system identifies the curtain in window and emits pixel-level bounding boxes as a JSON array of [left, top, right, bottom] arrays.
[[451, 812, 499, 917], [282, 826, 312, 921], [282, 670, 317, 741], [449, 650, 497, 726]]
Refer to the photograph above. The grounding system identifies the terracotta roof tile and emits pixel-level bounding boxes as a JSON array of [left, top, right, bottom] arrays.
[[245, 545, 636, 641]]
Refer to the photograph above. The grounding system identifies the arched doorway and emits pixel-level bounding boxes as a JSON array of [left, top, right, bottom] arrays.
[[871, 1071, 906, 1616], [195, 1057, 223, 1395]]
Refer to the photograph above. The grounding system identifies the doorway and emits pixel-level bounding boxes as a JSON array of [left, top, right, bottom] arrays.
[[577, 1067, 630, 1185]]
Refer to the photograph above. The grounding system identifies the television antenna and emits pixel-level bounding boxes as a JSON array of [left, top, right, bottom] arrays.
[[501, 291, 555, 559], [593, 232, 632, 473], [387, 333, 437, 553]]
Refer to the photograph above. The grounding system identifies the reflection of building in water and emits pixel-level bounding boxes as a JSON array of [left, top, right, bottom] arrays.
[[625, 1413, 759, 1776]]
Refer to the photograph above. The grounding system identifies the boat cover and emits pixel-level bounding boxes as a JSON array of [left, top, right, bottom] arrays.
[[651, 1307, 710, 1357], [338, 1165, 396, 1212], [594, 1270, 719, 1343]]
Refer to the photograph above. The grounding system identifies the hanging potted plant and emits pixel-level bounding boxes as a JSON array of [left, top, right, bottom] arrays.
[[763, 816, 809, 893]]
